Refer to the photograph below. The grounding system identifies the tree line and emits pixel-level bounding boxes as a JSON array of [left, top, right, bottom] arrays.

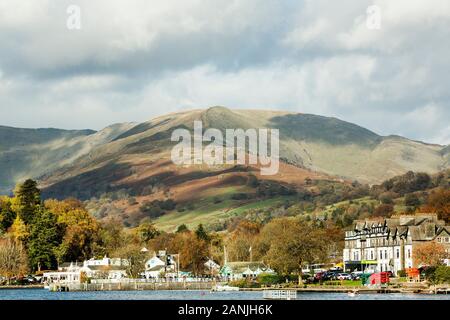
[[0, 179, 343, 282]]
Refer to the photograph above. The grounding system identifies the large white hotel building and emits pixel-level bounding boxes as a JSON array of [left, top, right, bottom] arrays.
[[343, 214, 450, 274]]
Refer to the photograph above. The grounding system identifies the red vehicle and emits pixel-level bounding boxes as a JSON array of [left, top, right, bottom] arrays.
[[314, 272, 327, 281]]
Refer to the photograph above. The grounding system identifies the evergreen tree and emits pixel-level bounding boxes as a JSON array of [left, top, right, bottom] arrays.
[[195, 224, 209, 241], [27, 209, 62, 271], [13, 179, 41, 225], [0, 196, 16, 233], [176, 224, 189, 233]]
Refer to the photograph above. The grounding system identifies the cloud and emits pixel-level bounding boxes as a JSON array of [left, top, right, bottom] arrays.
[[0, 0, 448, 144]]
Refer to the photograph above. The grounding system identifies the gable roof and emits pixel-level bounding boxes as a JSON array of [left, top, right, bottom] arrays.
[[221, 262, 267, 274]]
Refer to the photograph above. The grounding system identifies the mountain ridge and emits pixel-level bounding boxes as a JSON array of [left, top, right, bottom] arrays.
[[0, 107, 448, 197]]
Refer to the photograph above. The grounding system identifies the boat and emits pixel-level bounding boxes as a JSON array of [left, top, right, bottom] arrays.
[[212, 285, 240, 292]]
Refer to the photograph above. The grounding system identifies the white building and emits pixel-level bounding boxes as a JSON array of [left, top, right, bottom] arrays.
[[343, 214, 450, 275], [43, 256, 129, 285], [220, 262, 275, 280], [143, 251, 177, 279], [204, 258, 220, 275]]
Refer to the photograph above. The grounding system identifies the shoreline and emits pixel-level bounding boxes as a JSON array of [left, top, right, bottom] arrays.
[[0, 285, 444, 295], [0, 285, 44, 290]]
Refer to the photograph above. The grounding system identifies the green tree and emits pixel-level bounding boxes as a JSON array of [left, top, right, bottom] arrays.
[[195, 224, 209, 241], [137, 221, 160, 242], [12, 179, 41, 225], [98, 218, 125, 255], [0, 196, 16, 233], [176, 224, 189, 233], [27, 209, 62, 271], [435, 266, 450, 284], [45, 199, 100, 263], [404, 193, 420, 207]]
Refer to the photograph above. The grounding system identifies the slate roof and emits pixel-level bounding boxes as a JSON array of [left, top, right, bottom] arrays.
[[349, 214, 448, 241]]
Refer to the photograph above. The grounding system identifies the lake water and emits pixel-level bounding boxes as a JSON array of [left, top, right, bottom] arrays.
[[1, 289, 449, 300]]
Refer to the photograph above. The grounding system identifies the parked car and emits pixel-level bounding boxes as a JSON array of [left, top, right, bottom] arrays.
[[337, 273, 352, 280], [24, 275, 39, 284], [351, 271, 363, 280], [325, 270, 341, 280], [314, 271, 327, 282], [385, 271, 394, 278]]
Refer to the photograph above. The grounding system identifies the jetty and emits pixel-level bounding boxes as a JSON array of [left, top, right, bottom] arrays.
[[263, 289, 297, 300], [48, 279, 225, 292]]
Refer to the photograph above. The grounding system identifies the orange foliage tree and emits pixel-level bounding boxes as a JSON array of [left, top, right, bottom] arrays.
[[413, 242, 447, 267], [421, 188, 450, 222]]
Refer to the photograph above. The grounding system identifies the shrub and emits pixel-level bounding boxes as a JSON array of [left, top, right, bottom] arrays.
[[160, 199, 176, 210], [231, 193, 249, 200], [228, 278, 260, 288], [404, 193, 420, 207], [247, 174, 259, 188], [397, 269, 407, 277], [257, 274, 285, 286], [435, 266, 450, 284]]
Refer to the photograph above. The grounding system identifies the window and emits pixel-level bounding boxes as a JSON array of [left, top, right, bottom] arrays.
[[407, 249, 411, 259], [385, 250, 388, 259], [396, 249, 400, 259]]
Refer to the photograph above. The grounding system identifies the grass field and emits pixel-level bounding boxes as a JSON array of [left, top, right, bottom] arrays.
[[155, 195, 296, 232]]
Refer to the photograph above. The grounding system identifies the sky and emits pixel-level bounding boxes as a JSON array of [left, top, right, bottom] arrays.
[[0, 0, 449, 145]]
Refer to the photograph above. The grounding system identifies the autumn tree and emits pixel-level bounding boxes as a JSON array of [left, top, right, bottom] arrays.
[[170, 231, 208, 275], [111, 243, 148, 278], [208, 232, 224, 266], [413, 242, 447, 267], [373, 204, 394, 217], [9, 216, 29, 242], [422, 188, 450, 222], [136, 221, 160, 243], [256, 217, 328, 283], [0, 237, 28, 283], [45, 199, 100, 263], [148, 232, 176, 253], [98, 218, 127, 255], [226, 220, 260, 261]]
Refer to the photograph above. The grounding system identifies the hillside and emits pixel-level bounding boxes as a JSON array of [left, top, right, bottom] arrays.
[[0, 108, 448, 224], [37, 107, 448, 193], [0, 123, 136, 194]]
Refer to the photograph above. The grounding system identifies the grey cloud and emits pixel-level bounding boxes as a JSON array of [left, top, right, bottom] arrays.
[[0, 0, 448, 144]]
